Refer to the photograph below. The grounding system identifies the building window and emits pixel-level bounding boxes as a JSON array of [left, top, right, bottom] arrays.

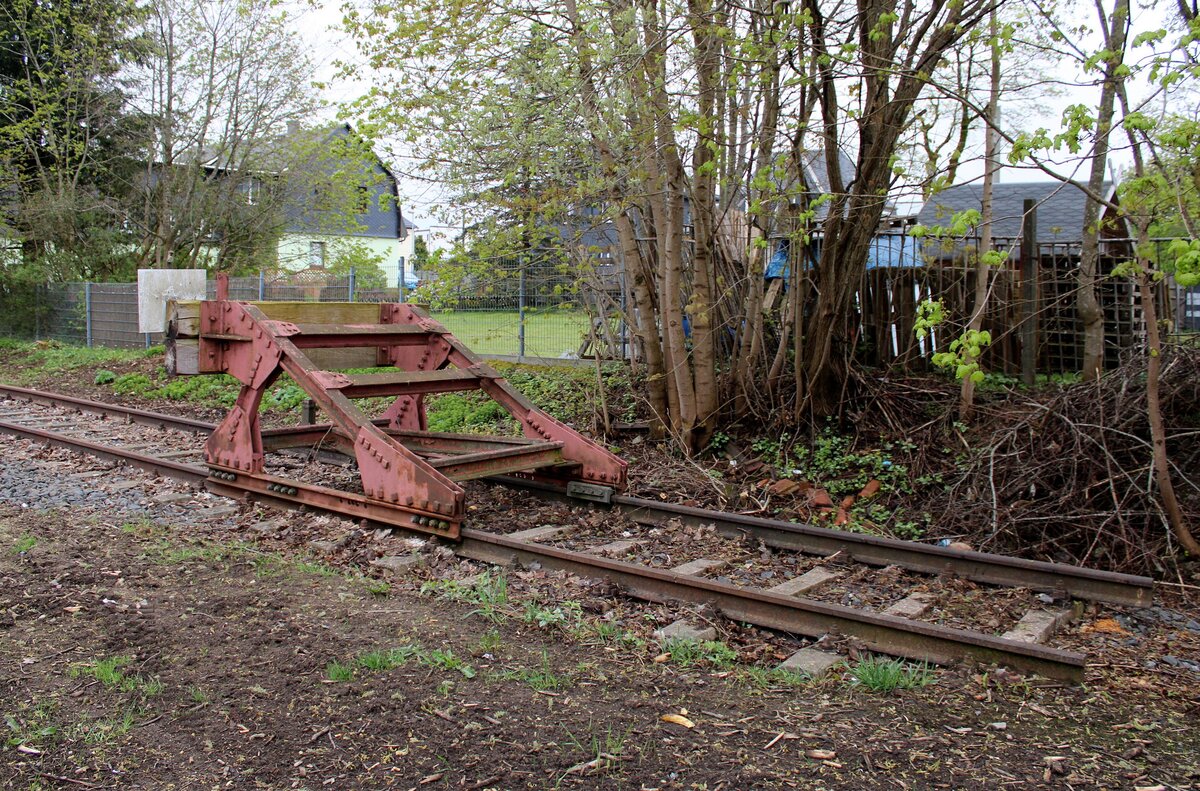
[[309, 241, 327, 268]]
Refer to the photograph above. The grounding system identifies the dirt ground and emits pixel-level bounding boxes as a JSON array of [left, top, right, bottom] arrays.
[[2, 345, 1199, 788], [2, 504, 1198, 791]]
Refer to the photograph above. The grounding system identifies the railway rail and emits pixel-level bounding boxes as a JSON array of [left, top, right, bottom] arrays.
[[0, 383, 1156, 682]]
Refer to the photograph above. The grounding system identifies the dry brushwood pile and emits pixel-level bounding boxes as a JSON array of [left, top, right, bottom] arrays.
[[937, 347, 1200, 576]]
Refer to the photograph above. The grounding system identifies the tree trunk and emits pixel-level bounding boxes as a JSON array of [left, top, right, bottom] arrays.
[[1078, 0, 1128, 381], [958, 9, 1002, 422]]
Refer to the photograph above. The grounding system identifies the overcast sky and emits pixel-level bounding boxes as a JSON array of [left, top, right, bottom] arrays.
[[288, 0, 1185, 232]]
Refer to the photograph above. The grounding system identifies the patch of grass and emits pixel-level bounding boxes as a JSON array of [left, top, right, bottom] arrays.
[[366, 579, 392, 597], [81, 708, 138, 745], [294, 559, 340, 577], [12, 533, 36, 554], [94, 369, 116, 385], [187, 685, 209, 704], [583, 621, 647, 651], [7, 341, 150, 378], [663, 638, 738, 669], [501, 650, 570, 691], [743, 666, 814, 690], [421, 572, 509, 621], [473, 629, 503, 655], [561, 721, 631, 778], [69, 656, 161, 695], [418, 648, 476, 679], [325, 660, 355, 682], [431, 309, 589, 358], [849, 655, 935, 693], [4, 701, 60, 748], [251, 553, 287, 578], [356, 646, 421, 672]]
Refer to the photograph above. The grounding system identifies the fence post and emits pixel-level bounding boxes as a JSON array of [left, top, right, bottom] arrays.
[[398, 256, 406, 302], [258, 270, 265, 300], [1020, 199, 1039, 386], [348, 267, 356, 302], [84, 282, 93, 348], [518, 256, 527, 360], [620, 263, 630, 360]]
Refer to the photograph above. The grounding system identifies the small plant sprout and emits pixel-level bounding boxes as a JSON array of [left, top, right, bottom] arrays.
[[850, 655, 935, 693], [325, 660, 355, 682]]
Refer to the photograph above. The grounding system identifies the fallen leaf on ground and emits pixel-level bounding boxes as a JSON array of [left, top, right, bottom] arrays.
[[1081, 617, 1130, 636], [660, 713, 695, 729]]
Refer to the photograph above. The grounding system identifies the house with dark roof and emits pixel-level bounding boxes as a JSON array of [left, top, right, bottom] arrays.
[[273, 123, 410, 286], [915, 180, 1130, 260]]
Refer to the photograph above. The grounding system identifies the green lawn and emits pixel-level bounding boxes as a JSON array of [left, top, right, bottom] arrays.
[[430, 310, 590, 358]]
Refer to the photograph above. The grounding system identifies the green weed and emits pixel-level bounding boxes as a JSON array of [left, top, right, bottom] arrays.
[[743, 666, 814, 690], [501, 650, 570, 691], [356, 646, 421, 671], [473, 629, 503, 655], [419, 648, 477, 678], [12, 534, 35, 554], [366, 579, 392, 597], [69, 656, 161, 696], [81, 708, 137, 745], [421, 572, 509, 621], [294, 559, 340, 577], [521, 599, 581, 630], [325, 660, 355, 682], [849, 655, 935, 693], [663, 638, 738, 669], [4, 702, 59, 748]]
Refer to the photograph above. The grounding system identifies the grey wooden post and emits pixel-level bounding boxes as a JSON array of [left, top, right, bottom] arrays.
[[349, 267, 356, 302], [518, 256, 527, 360], [258, 270, 265, 300], [1020, 199, 1039, 386], [84, 282, 93, 347], [398, 256, 406, 302]]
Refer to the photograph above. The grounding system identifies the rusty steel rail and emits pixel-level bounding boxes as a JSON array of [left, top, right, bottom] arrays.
[[490, 477, 1155, 608], [0, 385, 1154, 607]]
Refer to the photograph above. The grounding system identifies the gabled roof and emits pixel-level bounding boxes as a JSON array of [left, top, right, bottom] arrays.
[[916, 180, 1120, 242], [278, 123, 404, 241]]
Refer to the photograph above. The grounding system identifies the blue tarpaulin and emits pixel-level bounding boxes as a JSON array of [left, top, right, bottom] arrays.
[[764, 234, 922, 281]]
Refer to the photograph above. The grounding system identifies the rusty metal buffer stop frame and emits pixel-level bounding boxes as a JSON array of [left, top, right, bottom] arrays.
[[174, 275, 627, 538]]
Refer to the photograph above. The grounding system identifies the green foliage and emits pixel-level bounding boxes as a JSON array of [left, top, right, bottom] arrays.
[[743, 666, 815, 690], [933, 329, 993, 384], [420, 571, 510, 621], [850, 655, 934, 692], [12, 534, 35, 554], [68, 656, 160, 695], [326, 239, 389, 290], [356, 646, 421, 671], [913, 299, 945, 341], [4, 702, 59, 749], [522, 599, 582, 630], [325, 660, 355, 681], [426, 393, 510, 433], [94, 369, 116, 385], [419, 648, 477, 678], [501, 650, 570, 691], [663, 638, 738, 669]]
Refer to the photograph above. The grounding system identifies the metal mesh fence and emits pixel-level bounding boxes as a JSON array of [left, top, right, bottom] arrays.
[[0, 266, 623, 361], [2, 254, 1189, 361]]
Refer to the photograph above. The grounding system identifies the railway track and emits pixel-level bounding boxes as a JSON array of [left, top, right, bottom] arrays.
[[0, 383, 1155, 682]]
